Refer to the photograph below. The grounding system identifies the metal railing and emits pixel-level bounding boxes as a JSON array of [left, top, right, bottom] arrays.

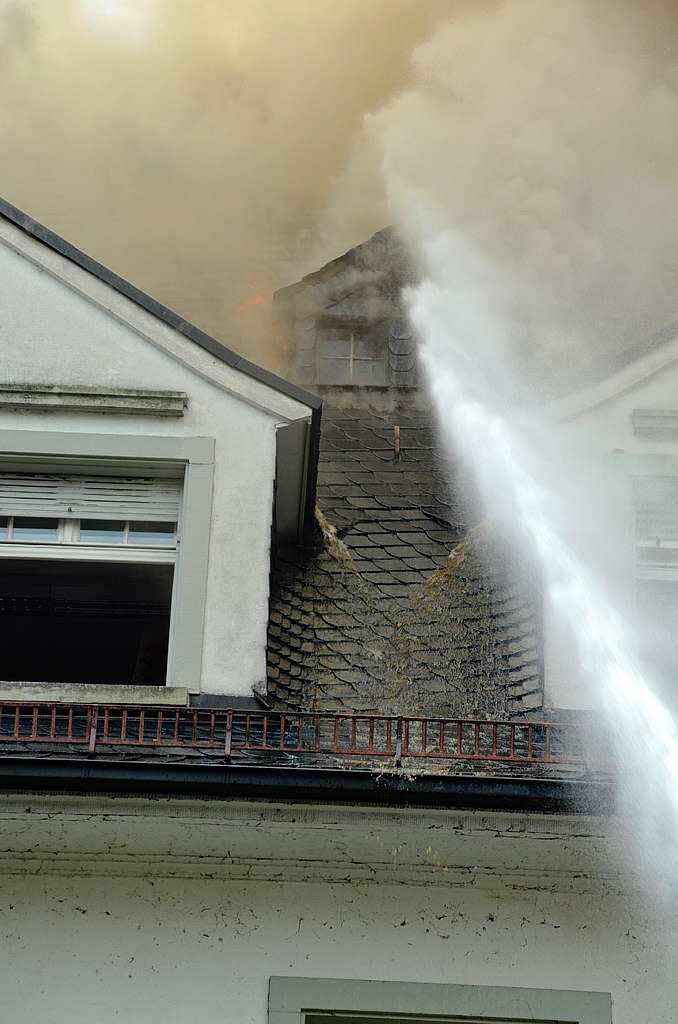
[[0, 700, 589, 766]]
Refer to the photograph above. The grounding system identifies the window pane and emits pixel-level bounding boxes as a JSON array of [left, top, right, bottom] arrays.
[[0, 516, 7, 540], [79, 519, 125, 544], [128, 521, 176, 546], [12, 517, 59, 542]]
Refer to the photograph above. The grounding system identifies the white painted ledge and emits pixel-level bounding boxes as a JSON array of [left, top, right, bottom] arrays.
[[0, 384, 187, 417], [0, 681, 189, 705]]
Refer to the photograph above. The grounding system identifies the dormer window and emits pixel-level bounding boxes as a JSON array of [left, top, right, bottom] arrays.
[[316, 324, 388, 387]]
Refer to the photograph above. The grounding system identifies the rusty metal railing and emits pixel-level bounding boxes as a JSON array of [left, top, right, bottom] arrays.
[[0, 700, 589, 766]]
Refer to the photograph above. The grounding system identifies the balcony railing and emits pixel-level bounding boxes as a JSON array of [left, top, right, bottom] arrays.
[[0, 700, 592, 768]]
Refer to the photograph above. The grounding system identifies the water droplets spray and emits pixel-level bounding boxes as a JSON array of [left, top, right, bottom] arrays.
[[406, 252, 678, 877]]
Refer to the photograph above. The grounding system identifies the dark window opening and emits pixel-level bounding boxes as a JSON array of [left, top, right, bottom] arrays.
[[0, 559, 173, 685]]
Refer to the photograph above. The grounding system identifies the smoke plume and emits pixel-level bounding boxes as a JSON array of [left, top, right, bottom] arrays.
[[0, 0, 459, 368], [4, 1, 678, 385], [351, 0, 678, 399]]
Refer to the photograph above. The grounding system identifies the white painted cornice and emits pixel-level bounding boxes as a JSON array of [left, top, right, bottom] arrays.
[[0, 793, 631, 893]]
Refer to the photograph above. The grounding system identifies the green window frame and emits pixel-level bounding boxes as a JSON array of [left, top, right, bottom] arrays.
[[268, 977, 612, 1024]]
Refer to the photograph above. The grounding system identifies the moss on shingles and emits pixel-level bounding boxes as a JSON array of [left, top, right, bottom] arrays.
[[268, 510, 539, 719], [268, 387, 544, 715], [314, 508, 356, 570]]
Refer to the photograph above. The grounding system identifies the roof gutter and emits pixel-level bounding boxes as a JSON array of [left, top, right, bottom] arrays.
[[0, 757, 615, 814]]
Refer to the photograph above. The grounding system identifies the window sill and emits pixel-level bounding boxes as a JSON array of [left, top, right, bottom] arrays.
[[0, 682, 189, 706]]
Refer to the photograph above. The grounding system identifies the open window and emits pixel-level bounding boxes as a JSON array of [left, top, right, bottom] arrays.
[[0, 471, 182, 686]]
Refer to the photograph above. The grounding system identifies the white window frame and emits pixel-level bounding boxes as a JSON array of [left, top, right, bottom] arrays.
[[0, 514, 178, 562], [0, 430, 214, 693], [268, 977, 612, 1023]]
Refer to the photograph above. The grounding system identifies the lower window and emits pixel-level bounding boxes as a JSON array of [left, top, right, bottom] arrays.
[[0, 471, 181, 687], [0, 558, 173, 685], [268, 978, 611, 1024]]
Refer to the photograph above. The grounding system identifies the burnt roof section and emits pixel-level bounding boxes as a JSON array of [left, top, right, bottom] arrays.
[[0, 195, 321, 412]]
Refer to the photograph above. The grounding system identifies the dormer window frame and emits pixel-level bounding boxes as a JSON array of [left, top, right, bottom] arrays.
[[0, 429, 215, 694], [315, 320, 389, 388]]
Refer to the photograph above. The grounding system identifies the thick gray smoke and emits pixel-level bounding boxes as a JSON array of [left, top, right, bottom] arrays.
[[0, 0, 458, 368], [3, 2, 678, 385], [345, 0, 678, 400]]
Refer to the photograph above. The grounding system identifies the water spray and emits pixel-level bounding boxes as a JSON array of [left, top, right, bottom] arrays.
[[408, 274, 678, 862]]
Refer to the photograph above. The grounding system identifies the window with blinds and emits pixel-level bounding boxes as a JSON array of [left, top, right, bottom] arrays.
[[0, 472, 182, 520], [0, 472, 182, 563], [634, 475, 678, 574]]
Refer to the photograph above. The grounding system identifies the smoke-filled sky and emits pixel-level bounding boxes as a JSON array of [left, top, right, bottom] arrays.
[[371, 0, 678, 397], [0, 0, 461, 368], [3, 0, 678, 386]]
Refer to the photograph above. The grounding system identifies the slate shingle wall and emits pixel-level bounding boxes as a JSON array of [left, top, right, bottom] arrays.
[[267, 405, 543, 717], [267, 227, 544, 718]]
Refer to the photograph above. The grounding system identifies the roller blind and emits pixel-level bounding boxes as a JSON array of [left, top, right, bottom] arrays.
[[634, 476, 678, 542], [0, 473, 182, 521]]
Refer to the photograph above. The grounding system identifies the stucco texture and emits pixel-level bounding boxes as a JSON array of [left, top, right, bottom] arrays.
[[0, 795, 673, 1024], [0, 227, 312, 696]]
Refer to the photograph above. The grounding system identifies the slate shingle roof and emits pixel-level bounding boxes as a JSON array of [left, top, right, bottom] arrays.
[[267, 404, 543, 717], [267, 227, 544, 718]]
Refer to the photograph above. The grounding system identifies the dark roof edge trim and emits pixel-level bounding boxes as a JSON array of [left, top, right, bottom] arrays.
[[0, 196, 321, 412], [0, 757, 616, 814]]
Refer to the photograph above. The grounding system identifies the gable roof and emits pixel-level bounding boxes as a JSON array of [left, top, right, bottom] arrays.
[[0, 195, 322, 544], [547, 321, 678, 424], [0, 196, 321, 414]]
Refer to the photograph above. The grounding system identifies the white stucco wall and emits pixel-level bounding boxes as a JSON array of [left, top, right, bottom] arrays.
[[542, 350, 678, 710], [0, 223, 313, 697], [0, 794, 673, 1024]]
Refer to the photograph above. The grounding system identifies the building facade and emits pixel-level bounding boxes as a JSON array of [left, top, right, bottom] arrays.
[[1, 200, 678, 1022]]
